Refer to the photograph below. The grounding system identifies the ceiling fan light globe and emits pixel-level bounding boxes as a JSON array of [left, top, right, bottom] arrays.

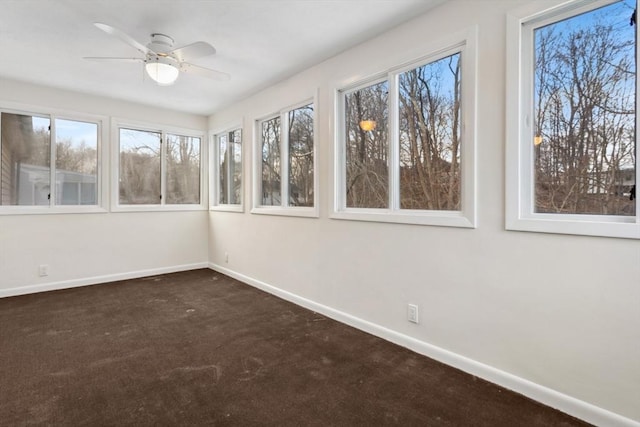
[[145, 60, 179, 85]]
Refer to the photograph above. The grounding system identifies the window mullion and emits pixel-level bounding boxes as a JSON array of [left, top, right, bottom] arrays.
[[160, 132, 166, 205], [256, 121, 263, 208], [221, 134, 227, 204], [208, 134, 220, 206], [49, 116, 56, 207], [96, 121, 102, 207], [281, 111, 290, 208], [218, 135, 222, 205], [636, 4, 640, 224], [338, 94, 347, 211], [226, 132, 233, 204], [521, 25, 535, 218], [216, 134, 223, 205], [388, 73, 400, 211]]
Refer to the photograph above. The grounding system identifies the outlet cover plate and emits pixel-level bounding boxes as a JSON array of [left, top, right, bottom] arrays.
[[408, 304, 419, 324]]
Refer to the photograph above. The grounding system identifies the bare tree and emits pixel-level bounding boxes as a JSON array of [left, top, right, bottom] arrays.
[[288, 104, 314, 206], [262, 117, 281, 205], [119, 129, 161, 205], [345, 82, 389, 208], [56, 139, 97, 175], [534, 4, 636, 215], [399, 53, 461, 210], [166, 135, 200, 204]]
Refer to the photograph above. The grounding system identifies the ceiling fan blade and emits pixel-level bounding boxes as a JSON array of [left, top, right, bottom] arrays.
[[180, 63, 230, 81], [171, 42, 216, 62], [84, 57, 144, 63], [94, 22, 152, 55]]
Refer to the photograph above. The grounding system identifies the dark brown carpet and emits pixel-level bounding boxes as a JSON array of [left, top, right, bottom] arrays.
[[0, 269, 590, 426]]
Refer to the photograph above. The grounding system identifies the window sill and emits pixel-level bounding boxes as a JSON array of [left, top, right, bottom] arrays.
[[506, 214, 640, 239], [330, 209, 475, 228], [111, 204, 207, 213], [0, 206, 108, 216], [210, 205, 244, 213], [251, 206, 319, 218]]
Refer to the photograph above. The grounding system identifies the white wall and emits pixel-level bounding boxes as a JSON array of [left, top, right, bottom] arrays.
[[209, 1, 640, 424], [0, 78, 209, 293]]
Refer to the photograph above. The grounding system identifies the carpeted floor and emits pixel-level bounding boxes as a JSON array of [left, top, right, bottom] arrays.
[[0, 269, 590, 426]]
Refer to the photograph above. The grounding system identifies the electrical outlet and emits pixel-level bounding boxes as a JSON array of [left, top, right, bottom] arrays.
[[407, 304, 419, 324], [225, 252, 229, 263], [38, 264, 49, 277]]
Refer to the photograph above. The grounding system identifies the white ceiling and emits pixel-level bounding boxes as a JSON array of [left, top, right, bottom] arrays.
[[0, 0, 443, 116]]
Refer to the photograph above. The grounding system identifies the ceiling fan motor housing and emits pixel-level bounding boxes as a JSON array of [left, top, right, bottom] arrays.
[[148, 33, 174, 54]]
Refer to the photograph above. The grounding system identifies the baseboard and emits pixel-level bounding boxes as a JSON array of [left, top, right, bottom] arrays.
[[208, 262, 640, 427], [0, 262, 210, 299]]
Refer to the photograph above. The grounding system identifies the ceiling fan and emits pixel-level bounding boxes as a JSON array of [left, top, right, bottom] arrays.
[[86, 23, 230, 86]]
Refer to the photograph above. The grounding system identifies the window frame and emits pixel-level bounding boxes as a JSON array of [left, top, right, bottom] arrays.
[[0, 102, 108, 215], [505, 0, 640, 239], [111, 118, 206, 212], [252, 97, 319, 218], [332, 30, 477, 228], [210, 123, 244, 213]]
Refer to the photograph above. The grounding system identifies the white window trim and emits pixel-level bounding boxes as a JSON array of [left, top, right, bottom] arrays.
[[331, 28, 478, 228], [210, 121, 244, 213], [111, 118, 206, 212], [505, 0, 640, 239], [0, 101, 108, 215], [251, 96, 319, 218]]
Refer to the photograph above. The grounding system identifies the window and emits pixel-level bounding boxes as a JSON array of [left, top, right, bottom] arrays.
[[116, 124, 202, 209], [166, 134, 201, 204], [261, 116, 281, 206], [506, 0, 639, 238], [119, 128, 161, 205], [288, 104, 315, 207], [212, 127, 242, 210], [1, 110, 101, 212], [399, 55, 462, 211], [253, 101, 317, 216], [56, 119, 99, 205], [345, 81, 389, 209], [335, 36, 476, 227]]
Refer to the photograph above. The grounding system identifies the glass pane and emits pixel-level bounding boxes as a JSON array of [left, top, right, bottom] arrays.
[[166, 134, 200, 204], [218, 133, 228, 204], [230, 129, 242, 205], [533, 1, 636, 215], [0, 112, 51, 206], [55, 119, 98, 206], [80, 182, 96, 204], [288, 104, 314, 207], [119, 128, 161, 205], [344, 81, 389, 208], [261, 117, 281, 206], [399, 53, 461, 211], [60, 182, 78, 204]]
